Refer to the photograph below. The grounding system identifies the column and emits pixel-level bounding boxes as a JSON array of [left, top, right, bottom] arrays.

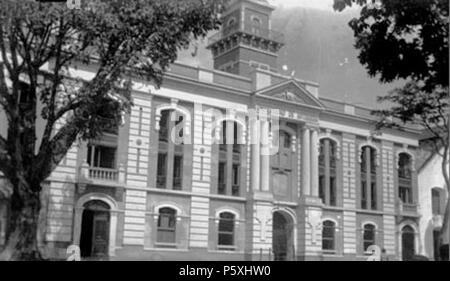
[[302, 127, 311, 196], [251, 113, 261, 191], [260, 118, 270, 192], [310, 128, 319, 197]]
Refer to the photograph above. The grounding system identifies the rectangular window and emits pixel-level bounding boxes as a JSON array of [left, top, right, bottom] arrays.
[[173, 155, 183, 190], [232, 164, 240, 196], [157, 213, 176, 244], [218, 162, 226, 195], [330, 176, 336, 206], [87, 145, 117, 169], [370, 182, 377, 210], [432, 190, 441, 215], [159, 110, 170, 142], [319, 175, 325, 204], [322, 224, 335, 252], [157, 153, 167, 189], [361, 180, 367, 209], [218, 216, 235, 247]]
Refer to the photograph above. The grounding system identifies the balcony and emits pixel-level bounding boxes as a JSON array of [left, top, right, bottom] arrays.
[[397, 199, 419, 216], [88, 167, 119, 181], [78, 163, 125, 188], [207, 22, 285, 47]]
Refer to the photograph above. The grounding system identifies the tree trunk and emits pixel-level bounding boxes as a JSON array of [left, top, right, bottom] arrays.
[[0, 186, 43, 261]]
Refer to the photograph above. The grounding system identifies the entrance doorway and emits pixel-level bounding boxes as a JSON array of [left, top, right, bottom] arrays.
[[272, 211, 294, 261], [80, 200, 110, 259], [401, 225, 415, 261]]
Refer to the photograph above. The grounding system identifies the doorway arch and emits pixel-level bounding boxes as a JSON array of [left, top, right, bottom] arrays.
[[401, 225, 416, 260], [73, 193, 118, 258], [80, 200, 110, 259], [272, 209, 295, 261]]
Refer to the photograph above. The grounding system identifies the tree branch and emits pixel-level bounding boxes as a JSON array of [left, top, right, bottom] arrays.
[[0, 134, 10, 175]]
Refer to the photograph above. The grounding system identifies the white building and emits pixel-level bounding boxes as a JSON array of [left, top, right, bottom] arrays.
[[418, 139, 449, 260]]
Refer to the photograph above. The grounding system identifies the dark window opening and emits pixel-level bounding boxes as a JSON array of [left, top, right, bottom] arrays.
[[157, 153, 167, 189], [87, 145, 117, 169], [173, 155, 183, 190], [218, 162, 226, 195], [157, 208, 176, 244], [322, 220, 336, 252], [432, 189, 442, 215], [319, 139, 338, 206], [218, 212, 235, 248], [363, 224, 376, 253]]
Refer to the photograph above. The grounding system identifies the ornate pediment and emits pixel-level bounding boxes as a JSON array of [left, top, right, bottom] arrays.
[[255, 80, 324, 109], [273, 90, 308, 104]]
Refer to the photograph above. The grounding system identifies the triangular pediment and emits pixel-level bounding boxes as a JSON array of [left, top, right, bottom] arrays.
[[255, 80, 324, 109]]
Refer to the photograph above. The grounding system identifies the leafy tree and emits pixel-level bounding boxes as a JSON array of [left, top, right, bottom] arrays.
[[334, 0, 449, 259], [0, 0, 224, 260]]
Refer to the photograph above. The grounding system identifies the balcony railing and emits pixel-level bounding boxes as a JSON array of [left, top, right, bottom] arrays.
[[398, 201, 418, 214], [78, 163, 125, 187], [208, 22, 285, 46], [88, 167, 119, 181]]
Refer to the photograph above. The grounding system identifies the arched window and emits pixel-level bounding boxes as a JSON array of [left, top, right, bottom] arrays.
[[218, 120, 243, 196], [322, 220, 336, 253], [363, 224, 376, 252], [218, 212, 235, 249], [319, 138, 337, 206], [157, 207, 177, 244], [251, 17, 261, 35], [157, 109, 184, 190], [398, 153, 413, 204], [360, 146, 377, 210]]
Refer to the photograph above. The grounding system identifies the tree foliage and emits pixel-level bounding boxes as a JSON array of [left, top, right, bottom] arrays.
[[0, 0, 225, 260], [334, 0, 449, 260], [334, 0, 448, 92]]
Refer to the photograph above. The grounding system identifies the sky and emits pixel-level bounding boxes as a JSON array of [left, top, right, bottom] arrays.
[[177, 0, 398, 109], [268, 0, 335, 10]]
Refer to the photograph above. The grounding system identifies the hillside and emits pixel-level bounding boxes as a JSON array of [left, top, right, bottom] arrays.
[[177, 6, 401, 108]]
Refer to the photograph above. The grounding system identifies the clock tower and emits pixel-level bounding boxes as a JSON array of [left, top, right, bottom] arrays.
[[207, 0, 284, 77]]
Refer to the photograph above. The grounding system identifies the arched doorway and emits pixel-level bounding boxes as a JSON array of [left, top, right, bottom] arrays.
[[272, 211, 294, 261], [80, 200, 110, 259], [401, 225, 415, 260]]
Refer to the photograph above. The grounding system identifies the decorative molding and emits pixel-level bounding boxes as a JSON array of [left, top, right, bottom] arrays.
[[154, 103, 191, 134], [319, 131, 341, 160], [395, 148, 416, 171], [358, 140, 380, 166]]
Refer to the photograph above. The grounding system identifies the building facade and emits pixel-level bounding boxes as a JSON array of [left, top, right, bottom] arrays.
[[418, 140, 449, 260], [0, 0, 424, 260]]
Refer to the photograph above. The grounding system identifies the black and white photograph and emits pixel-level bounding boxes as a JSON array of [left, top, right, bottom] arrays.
[[0, 0, 448, 269]]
